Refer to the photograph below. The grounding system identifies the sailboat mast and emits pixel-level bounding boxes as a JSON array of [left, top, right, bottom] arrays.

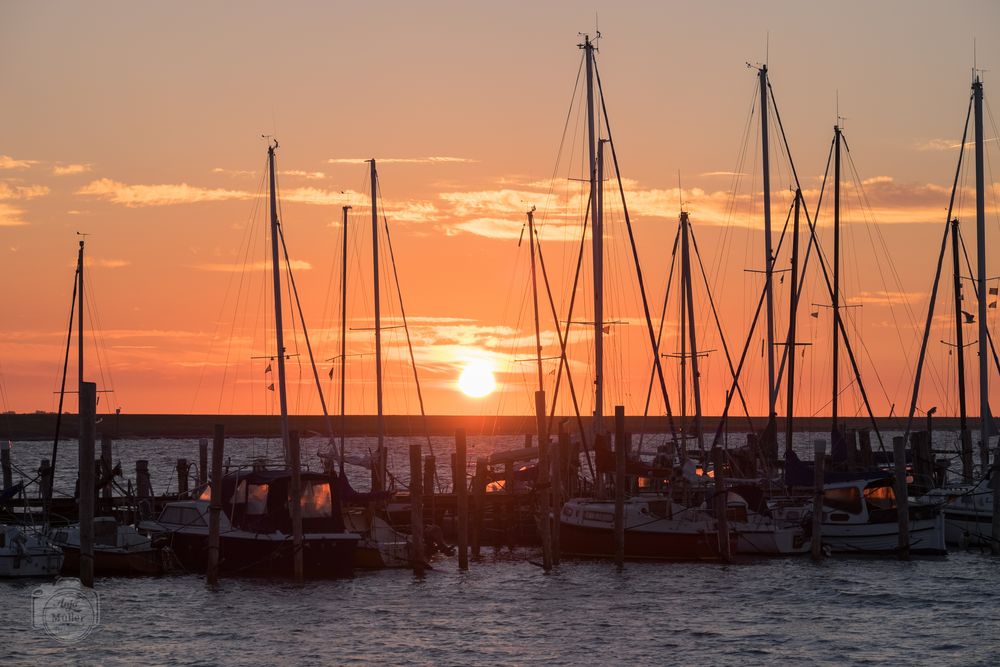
[[973, 77, 990, 453], [267, 142, 291, 460], [832, 125, 842, 438], [680, 214, 687, 443], [682, 212, 705, 451], [371, 159, 386, 490], [583, 35, 604, 435], [528, 210, 544, 393], [785, 191, 802, 455], [759, 65, 777, 421], [950, 217, 969, 434], [340, 205, 351, 471], [78, 239, 84, 394]]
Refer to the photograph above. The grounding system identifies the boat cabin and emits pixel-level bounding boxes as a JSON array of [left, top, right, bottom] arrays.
[[220, 470, 348, 535]]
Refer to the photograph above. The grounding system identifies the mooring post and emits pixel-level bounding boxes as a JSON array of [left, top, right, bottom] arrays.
[[614, 405, 626, 569], [712, 446, 732, 562], [79, 381, 96, 588], [454, 429, 469, 570], [552, 429, 565, 566], [176, 458, 189, 497], [1, 442, 12, 498], [207, 424, 224, 585], [893, 435, 910, 560], [858, 429, 873, 469], [38, 459, 52, 504], [536, 390, 552, 571], [100, 433, 112, 504], [288, 430, 304, 582], [811, 439, 826, 561], [992, 445, 1000, 556], [960, 429, 973, 484], [409, 444, 425, 574], [423, 454, 435, 521], [136, 460, 152, 498], [472, 457, 487, 560], [199, 437, 209, 488]]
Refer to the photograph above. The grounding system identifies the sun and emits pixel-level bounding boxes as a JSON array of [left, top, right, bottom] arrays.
[[457, 360, 496, 398]]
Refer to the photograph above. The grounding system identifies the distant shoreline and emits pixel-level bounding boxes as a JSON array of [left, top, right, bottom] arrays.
[[1, 413, 962, 440]]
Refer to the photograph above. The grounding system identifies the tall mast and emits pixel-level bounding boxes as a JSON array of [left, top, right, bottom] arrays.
[[973, 77, 990, 454], [682, 212, 705, 452], [528, 209, 544, 393], [785, 191, 802, 455], [950, 217, 969, 435], [832, 125, 842, 438], [267, 142, 291, 461], [680, 213, 687, 442], [77, 239, 84, 396], [759, 65, 777, 422], [370, 159, 386, 490], [339, 204, 351, 472], [583, 35, 604, 436]]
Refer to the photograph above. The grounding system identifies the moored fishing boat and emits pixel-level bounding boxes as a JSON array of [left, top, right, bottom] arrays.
[[51, 517, 166, 575]]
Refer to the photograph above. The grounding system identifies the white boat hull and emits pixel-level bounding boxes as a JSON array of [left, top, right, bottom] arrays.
[[822, 514, 946, 555]]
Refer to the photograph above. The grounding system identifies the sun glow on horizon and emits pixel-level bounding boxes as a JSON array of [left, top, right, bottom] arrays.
[[457, 360, 496, 398]]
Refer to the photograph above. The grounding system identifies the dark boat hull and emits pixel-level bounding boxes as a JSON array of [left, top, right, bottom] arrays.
[[163, 531, 357, 578], [560, 521, 735, 561], [60, 545, 164, 576]]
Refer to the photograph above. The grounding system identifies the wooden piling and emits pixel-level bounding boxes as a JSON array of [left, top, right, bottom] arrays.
[[1, 443, 11, 496], [100, 433, 112, 504], [858, 429, 873, 469], [811, 439, 825, 561], [207, 424, 224, 585], [136, 460, 152, 498], [288, 430, 304, 582], [892, 435, 910, 560], [409, 444, 425, 573], [960, 429, 973, 483], [613, 405, 626, 569], [552, 430, 564, 566], [38, 459, 52, 504], [992, 445, 1000, 556], [199, 437, 209, 488], [454, 429, 469, 570], [423, 455, 436, 501], [712, 446, 731, 562], [176, 458, 189, 497], [79, 381, 96, 588], [536, 390, 552, 571], [471, 457, 486, 559]]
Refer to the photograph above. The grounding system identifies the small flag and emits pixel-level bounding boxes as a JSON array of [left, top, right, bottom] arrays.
[[328, 367, 335, 380], [810, 311, 819, 318], [962, 310, 976, 323], [264, 363, 272, 373], [990, 287, 998, 296], [779, 274, 784, 285], [990, 301, 997, 309], [267, 383, 275, 391], [602, 325, 611, 334]]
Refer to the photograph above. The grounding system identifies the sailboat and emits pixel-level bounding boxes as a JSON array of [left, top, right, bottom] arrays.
[[325, 162, 412, 569], [917, 75, 998, 549], [554, 35, 733, 561], [144, 141, 359, 577], [42, 239, 167, 575]]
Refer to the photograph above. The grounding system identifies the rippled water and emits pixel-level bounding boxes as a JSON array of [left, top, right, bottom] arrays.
[[3, 551, 999, 665], [3, 434, 999, 665]]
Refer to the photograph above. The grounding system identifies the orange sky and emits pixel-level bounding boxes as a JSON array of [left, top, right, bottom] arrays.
[[1, 1, 999, 420]]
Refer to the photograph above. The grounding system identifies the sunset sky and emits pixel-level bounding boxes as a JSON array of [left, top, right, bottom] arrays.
[[2, 1, 999, 421]]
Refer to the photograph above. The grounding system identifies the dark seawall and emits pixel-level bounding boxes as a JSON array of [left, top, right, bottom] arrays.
[[2, 413, 961, 440]]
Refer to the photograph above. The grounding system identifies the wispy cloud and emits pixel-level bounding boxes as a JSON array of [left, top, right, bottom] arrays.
[[915, 137, 999, 151], [52, 163, 92, 176], [85, 258, 130, 269], [280, 170, 325, 180], [212, 167, 256, 177], [194, 259, 313, 272], [327, 156, 477, 165], [701, 171, 746, 177], [854, 290, 926, 306], [0, 183, 50, 200], [77, 178, 254, 207], [0, 203, 29, 227], [0, 155, 38, 170]]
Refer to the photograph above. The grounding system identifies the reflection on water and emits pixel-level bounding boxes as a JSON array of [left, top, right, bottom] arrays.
[[3, 434, 998, 664]]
